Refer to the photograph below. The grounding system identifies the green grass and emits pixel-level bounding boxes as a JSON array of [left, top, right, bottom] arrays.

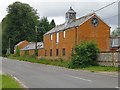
[[8, 55, 69, 68], [0, 74, 2, 89], [8, 55, 119, 72], [1, 74, 23, 89], [79, 66, 119, 72]]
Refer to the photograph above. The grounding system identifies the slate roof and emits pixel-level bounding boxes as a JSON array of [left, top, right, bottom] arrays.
[[20, 42, 44, 50], [44, 13, 95, 35], [111, 36, 120, 48]]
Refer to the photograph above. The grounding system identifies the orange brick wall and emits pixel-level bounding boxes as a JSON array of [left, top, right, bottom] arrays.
[[44, 27, 76, 60], [20, 49, 44, 56], [20, 50, 24, 56], [38, 49, 44, 56], [77, 15, 110, 51], [43, 15, 110, 59]]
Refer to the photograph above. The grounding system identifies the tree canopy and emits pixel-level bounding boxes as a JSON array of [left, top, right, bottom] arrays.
[[2, 1, 56, 55], [111, 27, 120, 37], [37, 17, 56, 41], [2, 1, 39, 54]]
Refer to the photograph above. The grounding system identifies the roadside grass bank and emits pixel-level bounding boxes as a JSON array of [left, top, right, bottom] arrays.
[[1, 74, 23, 89], [8, 55, 119, 72]]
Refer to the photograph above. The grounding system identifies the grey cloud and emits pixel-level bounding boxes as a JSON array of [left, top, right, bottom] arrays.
[[33, 2, 118, 28]]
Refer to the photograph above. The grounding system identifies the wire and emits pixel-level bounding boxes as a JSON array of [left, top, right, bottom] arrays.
[[103, 14, 119, 20], [94, 0, 119, 13]]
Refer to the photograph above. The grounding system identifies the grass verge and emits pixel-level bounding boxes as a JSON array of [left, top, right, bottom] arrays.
[[8, 55, 119, 72], [1, 74, 23, 89]]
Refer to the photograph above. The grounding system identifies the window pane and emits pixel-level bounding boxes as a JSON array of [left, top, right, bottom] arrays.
[[50, 49, 52, 56], [56, 49, 59, 56], [45, 50, 47, 56], [50, 34, 53, 40], [56, 33, 59, 43], [62, 48, 66, 56], [63, 31, 65, 38]]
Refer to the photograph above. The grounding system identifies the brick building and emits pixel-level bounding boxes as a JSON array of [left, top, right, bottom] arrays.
[[14, 40, 29, 54], [20, 42, 44, 56], [43, 7, 110, 59], [20, 7, 110, 60]]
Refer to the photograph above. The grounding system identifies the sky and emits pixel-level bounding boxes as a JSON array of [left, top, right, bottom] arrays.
[[0, 0, 119, 30]]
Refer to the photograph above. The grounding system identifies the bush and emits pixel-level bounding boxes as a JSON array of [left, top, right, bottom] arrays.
[[15, 46, 20, 56], [34, 49, 38, 56], [24, 50, 28, 56], [69, 41, 99, 68]]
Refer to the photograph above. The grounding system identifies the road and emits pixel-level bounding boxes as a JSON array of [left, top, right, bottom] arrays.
[[2, 58, 118, 88]]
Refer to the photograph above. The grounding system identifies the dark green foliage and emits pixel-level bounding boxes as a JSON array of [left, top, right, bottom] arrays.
[[34, 49, 38, 56], [50, 19, 56, 29], [15, 46, 20, 56], [24, 50, 28, 56], [2, 1, 39, 55], [37, 17, 56, 41], [69, 41, 99, 68]]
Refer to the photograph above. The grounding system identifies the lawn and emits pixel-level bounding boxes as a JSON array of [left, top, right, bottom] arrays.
[[8, 55, 119, 72], [1, 74, 23, 89], [79, 66, 119, 72]]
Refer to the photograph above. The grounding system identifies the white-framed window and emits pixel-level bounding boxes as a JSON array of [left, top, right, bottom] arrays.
[[63, 31, 66, 38], [56, 32, 59, 43], [50, 34, 53, 40]]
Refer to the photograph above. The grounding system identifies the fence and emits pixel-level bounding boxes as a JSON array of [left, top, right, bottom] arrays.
[[97, 51, 120, 67]]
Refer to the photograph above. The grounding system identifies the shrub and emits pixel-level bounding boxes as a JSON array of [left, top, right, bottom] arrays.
[[34, 49, 38, 56], [24, 50, 28, 56], [69, 41, 99, 68], [15, 46, 20, 56]]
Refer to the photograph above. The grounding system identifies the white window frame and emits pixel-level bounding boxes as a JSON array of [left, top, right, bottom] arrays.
[[56, 32, 59, 43]]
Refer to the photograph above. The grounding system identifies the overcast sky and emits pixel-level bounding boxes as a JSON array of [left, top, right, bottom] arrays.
[[0, 0, 119, 30]]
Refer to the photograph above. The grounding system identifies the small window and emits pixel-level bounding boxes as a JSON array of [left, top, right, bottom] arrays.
[[56, 32, 59, 43], [45, 50, 47, 56], [56, 49, 59, 56], [50, 49, 52, 56], [63, 31, 66, 38], [50, 34, 53, 40], [62, 48, 66, 56]]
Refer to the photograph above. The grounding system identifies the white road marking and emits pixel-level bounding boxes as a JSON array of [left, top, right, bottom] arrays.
[[64, 74, 92, 82], [12, 75, 28, 88]]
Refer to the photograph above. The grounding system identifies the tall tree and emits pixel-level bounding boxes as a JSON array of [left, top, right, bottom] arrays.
[[111, 27, 120, 37], [50, 19, 56, 29], [2, 1, 39, 54], [37, 17, 52, 41]]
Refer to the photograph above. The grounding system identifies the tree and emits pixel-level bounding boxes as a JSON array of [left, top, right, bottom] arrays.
[[68, 41, 99, 68], [50, 19, 56, 29], [111, 27, 120, 37], [2, 1, 39, 55], [15, 46, 20, 56], [37, 17, 54, 41]]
